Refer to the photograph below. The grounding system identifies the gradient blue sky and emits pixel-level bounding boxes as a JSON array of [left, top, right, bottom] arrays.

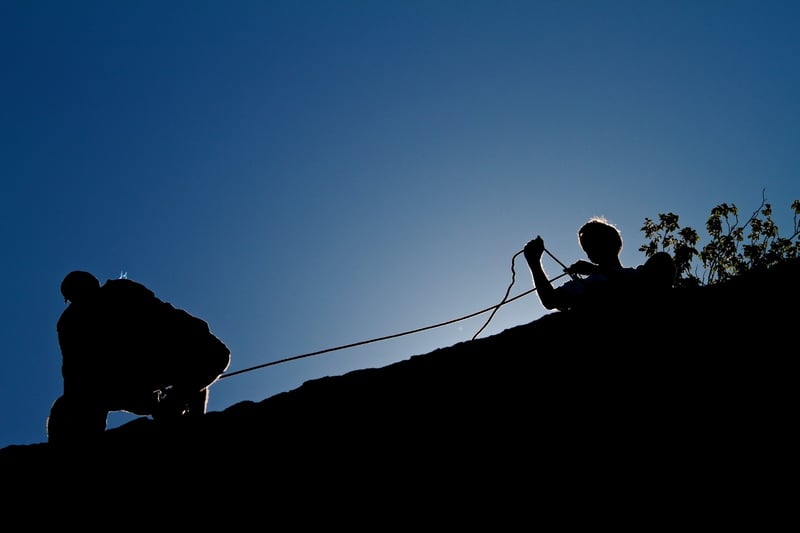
[[2, 1, 798, 448]]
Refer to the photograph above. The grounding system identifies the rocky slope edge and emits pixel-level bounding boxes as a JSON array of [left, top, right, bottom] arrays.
[[2, 259, 796, 520]]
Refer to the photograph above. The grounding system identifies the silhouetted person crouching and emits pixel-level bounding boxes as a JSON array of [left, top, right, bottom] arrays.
[[47, 271, 231, 444]]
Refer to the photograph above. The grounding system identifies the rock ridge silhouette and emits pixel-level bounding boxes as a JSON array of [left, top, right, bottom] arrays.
[[1, 259, 796, 516]]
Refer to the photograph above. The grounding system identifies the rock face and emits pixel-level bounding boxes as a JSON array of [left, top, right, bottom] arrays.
[[1, 260, 796, 518]]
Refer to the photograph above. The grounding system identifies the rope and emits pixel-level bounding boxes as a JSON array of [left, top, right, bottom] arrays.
[[471, 250, 525, 340], [471, 246, 571, 339], [218, 285, 533, 379], [218, 245, 571, 380]]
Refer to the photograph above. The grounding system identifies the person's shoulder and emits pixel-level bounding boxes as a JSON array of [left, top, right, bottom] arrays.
[[102, 278, 156, 299], [636, 253, 677, 289], [104, 278, 147, 288], [599, 266, 635, 280]]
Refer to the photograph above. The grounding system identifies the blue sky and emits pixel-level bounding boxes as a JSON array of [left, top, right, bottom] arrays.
[[2, 0, 798, 448]]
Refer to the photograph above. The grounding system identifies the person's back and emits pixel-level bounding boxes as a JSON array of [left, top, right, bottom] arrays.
[[49, 271, 231, 443], [94, 278, 173, 409], [95, 276, 231, 416]]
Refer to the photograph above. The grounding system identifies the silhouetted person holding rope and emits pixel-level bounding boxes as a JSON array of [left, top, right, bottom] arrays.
[[47, 271, 231, 444], [524, 216, 675, 312]]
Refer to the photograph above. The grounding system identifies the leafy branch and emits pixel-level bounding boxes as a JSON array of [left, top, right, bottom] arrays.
[[638, 190, 800, 287]]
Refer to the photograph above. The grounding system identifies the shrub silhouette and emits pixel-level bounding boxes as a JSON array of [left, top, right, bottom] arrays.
[[639, 190, 800, 288]]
